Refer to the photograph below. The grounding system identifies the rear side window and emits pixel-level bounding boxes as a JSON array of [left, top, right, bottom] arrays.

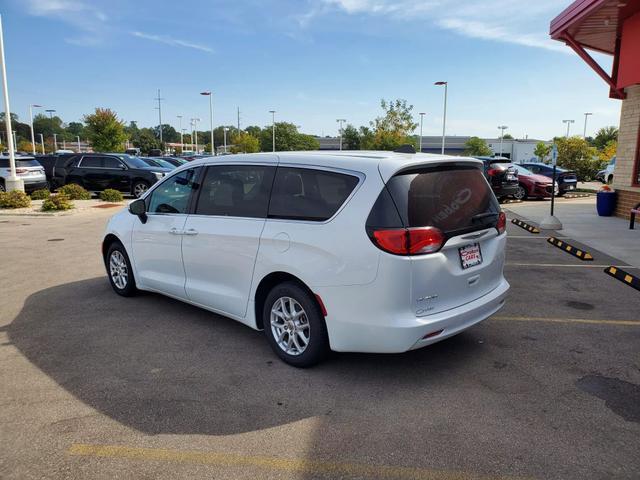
[[195, 165, 275, 218], [80, 157, 103, 168], [373, 166, 499, 236], [103, 157, 125, 169], [269, 167, 359, 221], [0, 159, 41, 168]]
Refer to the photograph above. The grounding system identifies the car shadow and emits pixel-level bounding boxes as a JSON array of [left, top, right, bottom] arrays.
[[6, 277, 483, 436]]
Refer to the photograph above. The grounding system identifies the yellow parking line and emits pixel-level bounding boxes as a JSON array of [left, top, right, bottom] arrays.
[[68, 443, 527, 480], [492, 316, 640, 326], [506, 263, 638, 269]]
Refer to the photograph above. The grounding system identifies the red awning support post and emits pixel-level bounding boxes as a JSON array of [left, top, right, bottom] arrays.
[[561, 33, 626, 99]]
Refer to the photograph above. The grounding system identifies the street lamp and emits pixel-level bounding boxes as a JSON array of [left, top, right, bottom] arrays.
[[29, 103, 42, 155], [336, 119, 346, 151], [562, 119, 575, 138], [269, 110, 276, 152], [45, 109, 56, 152], [53, 133, 57, 152], [434, 81, 448, 154], [223, 127, 229, 153], [177, 115, 183, 151], [418, 112, 426, 153], [191, 118, 200, 153], [498, 125, 508, 156], [200, 91, 215, 155], [76, 136, 81, 153], [583, 113, 592, 138], [38, 133, 44, 154]]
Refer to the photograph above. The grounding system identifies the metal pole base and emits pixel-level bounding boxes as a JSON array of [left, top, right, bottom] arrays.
[[4, 177, 25, 192], [539, 214, 563, 231]]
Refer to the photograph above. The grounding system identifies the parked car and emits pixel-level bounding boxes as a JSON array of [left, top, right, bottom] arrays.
[[595, 169, 606, 183], [604, 156, 615, 184], [35, 153, 77, 189], [473, 156, 519, 201], [511, 164, 559, 200], [519, 163, 578, 196], [55, 153, 172, 198], [0, 155, 47, 192], [141, 157, 178, 170], [102, 151, 509, 366], [153, 156, 188, 168]]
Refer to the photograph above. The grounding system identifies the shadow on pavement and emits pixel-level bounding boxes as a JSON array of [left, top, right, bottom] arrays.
[[6, 277, 483, 436]]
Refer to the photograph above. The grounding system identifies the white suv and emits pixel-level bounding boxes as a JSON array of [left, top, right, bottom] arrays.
[[102, 151, 509, 366], [0, 155, 47, 192]]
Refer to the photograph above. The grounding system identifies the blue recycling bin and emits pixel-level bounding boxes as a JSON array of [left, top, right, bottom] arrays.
[[596, 190, 617, 216]]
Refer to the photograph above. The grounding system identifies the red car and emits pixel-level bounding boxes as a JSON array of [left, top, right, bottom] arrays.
[[511, 164, 559, 200]]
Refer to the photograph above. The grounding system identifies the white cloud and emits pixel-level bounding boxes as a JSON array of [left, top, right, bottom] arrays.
[[316, 0, 567, 52], [131, 31, 214, 54]]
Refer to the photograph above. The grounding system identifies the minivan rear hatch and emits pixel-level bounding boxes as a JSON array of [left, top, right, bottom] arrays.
[[368, 161, 505, 316]]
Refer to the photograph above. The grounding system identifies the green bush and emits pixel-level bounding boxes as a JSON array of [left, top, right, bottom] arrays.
[[58, 183, 91, 200], [99, 189, 124, 202], [41, 193, 74, 211], [0, 190, 32, 209], [30, 188, 51, 200]]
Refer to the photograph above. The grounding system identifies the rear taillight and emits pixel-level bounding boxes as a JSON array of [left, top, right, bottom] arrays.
[[372, 227, 444, 255], [487, 168, 500, 177], [496, 211, 506, 234], [15, 168, 27, 174]]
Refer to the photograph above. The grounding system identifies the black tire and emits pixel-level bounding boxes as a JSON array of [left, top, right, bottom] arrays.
[[0, 180, 5, 192], [513, 184, 527, 201], [132, 180, 150, 198], [106, 242, 137, 297], [263, 282, 329, 368]]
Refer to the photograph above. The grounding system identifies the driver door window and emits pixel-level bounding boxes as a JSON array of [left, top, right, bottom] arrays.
[[147, 168, 199, 214]]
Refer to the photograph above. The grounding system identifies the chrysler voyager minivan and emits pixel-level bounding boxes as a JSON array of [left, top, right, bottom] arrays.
[[102, 151, 509, 366]]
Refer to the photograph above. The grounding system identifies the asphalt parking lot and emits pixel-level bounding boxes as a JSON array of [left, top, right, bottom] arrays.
[[1, 206, 639, 480]]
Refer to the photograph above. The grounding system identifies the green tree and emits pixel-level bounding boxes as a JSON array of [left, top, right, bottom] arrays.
[[598, 140, 617, 163], [555, 137, 601, 181], [259, 122, 318, 151], [502, 133, 514, 140], [359, 126, 375, 150], [244, 125, 262, 138], [593, 126, 618, 150], [32, 113, 64, 139], [464, 137, 492, 156], [231, 131, 260, 153], [154, 124, 180, 143], [84, 108, 126, 152], [133, 128, 161, 154], [370, 99, 418, 150], [534, 141, 552, 162], [66, 121, 85, 138], [342, 124, 360, 150]]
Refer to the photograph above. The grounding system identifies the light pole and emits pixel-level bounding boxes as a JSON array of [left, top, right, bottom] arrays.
[[200, 91, 215, 155], [181, 128, 187, 151], [223, 127, 229, 153], [418, 112, 426, 153], [76, 136, 81, 152], [38, 133, 44, 154], [155, 89, 164, 146], [45, 109, 56, 152], [191, 118, 200, 153], [177, 115, 183, 152], [269, 110, 276, 152], [498, 125, 508, 156], [583, 113, 592, 138], [53, 133, 57, 152], [336, 119, 346, 151], [434, 81, 448, 154], [29, 103, 42, 154], [563, 119, 575, 138]]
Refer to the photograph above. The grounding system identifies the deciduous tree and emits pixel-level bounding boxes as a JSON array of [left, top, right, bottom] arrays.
[[464, 137, 492, 156], [534, 141, 552, 162]]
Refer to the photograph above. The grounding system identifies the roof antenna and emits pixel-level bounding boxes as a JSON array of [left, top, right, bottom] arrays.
[[394, 144, 416, 154]]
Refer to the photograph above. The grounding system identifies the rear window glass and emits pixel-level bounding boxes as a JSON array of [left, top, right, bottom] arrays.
[[268, 167, 359, 221], [0, 159, 41, 168], [383, 166, 499, 235]]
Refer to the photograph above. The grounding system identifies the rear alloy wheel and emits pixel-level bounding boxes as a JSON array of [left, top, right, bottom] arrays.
[[132, 181, 149, 198], [263, 282, 328, 367], [513, 185, 527, 201], [106, 242, 137, 297]]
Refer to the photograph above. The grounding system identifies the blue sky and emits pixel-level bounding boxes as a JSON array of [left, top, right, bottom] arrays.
[[3, 0, 622, 140]]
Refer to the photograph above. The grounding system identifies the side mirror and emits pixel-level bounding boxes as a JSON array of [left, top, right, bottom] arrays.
[[129, 199, 147, 223]]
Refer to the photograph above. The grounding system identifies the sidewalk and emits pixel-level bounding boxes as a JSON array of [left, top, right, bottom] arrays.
[[505, 196, 640, 268]]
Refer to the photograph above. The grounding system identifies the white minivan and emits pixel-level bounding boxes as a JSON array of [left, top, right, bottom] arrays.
[[103, 151, 509, 366]]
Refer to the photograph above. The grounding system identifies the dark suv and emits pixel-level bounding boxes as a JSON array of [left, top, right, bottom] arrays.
[[473, 157, 519, 201], [519, 163, 578, 196], [54, 153, 172, 198]]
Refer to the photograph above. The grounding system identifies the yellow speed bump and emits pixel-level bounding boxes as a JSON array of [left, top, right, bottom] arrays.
[[547, 237, 593, 261], [511, 218, 539, 234], [604, 266, 640, 292]]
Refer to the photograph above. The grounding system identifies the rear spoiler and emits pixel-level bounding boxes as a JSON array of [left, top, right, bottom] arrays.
[[378, 157, 483, 183]]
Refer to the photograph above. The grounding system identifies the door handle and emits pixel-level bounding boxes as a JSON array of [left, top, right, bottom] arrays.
[[183, 229, 198, 236], [169, 227, 182, 235]]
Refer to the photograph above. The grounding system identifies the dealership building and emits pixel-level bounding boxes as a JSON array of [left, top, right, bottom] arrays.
[[551, 0, 640, 218]]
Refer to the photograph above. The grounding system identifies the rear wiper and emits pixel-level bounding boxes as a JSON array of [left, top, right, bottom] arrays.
[[472, 212, 498, 222]]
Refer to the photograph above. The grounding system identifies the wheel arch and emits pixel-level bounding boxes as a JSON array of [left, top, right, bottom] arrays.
[[102, 233, 124, 266], [253, 271, 324, 330]]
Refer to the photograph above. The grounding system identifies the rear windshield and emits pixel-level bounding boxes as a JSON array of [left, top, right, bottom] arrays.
[[0, 159, 41, 168], [369, 165, 500, 235]]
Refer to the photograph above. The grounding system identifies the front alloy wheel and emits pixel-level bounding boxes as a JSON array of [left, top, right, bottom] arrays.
[[270, 297, 310, 356], [132, 181, 149, 198], [513, 185, 527, 201], [106, 242, 137, 296]]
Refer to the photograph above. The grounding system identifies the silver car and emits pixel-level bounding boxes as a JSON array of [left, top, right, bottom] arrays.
[[0, 155, 48, 192]]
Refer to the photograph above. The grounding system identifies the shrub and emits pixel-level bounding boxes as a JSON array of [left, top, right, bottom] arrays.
[[41, 193, 74, 211], [30, 188, 51, 200], [58, 183, 91, 200], [0, 190, 32, 209], [99, 189, 124, 202]]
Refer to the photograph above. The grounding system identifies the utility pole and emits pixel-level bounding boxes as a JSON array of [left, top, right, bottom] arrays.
[[155, 89, 164, 145], [38, 133, 44, 154], [76, 136, 81, 152], [562, 119, 575, 138], [269, 110, 276, 152], [583, 113, 592, 138], [336, 118, 346, 151], [418, 112, 425, 153]]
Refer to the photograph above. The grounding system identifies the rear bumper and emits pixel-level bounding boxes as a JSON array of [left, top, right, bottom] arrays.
[[318, 278, 509, 353], [494, 183, 519, 197], [22, 180, 48, 192]]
